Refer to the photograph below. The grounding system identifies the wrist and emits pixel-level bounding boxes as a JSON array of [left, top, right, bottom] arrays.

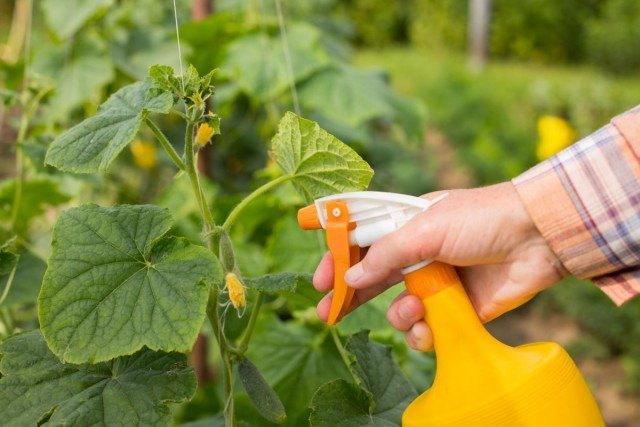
[[505, 181, 570, 278]]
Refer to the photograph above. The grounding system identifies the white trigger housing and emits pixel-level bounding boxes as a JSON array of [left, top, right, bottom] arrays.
[[312, 191, 448, 249]]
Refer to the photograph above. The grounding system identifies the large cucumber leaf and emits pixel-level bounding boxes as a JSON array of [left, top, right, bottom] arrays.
[[39, 204, 220, 363], [0, 330, 195, 426]]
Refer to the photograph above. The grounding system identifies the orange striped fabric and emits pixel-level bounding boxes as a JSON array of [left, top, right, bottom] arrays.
[[514, 106, 640, 305]]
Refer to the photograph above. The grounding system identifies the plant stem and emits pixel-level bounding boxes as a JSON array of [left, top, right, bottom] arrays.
[[222, 174, 292, 230], [237, 292, 264, 353], [184, 122, 216, 233], [0, 308, 14, 336], [9, 113, 29, 232], [145, 118, 186, 170], [184, 120, 234, 426], [0, 263, 18, 306], [223, 353, 234, 426], [330, 328, 360, 384]]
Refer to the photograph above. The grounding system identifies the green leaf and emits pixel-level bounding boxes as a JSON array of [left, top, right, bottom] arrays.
[[238, 358, 287, 424], [182, 414, 226, 427], [180, 13, 241, 75], [42, 0, 114, 40], [0, 250, 46, 309], [270, 112, 373, 200], [266, 215, 323, 273], [246, 315, 350, 425], [299, 67, 394, 128], [0, 177, 71, 236], [299, 66, 426, 141], [45, 79, 174, 173], [149, 65, 183, 95], [337, 287, 399, 336], [245, 272, 312, 294], [266, 216, 322, 272], [309, 380, 375, 426], [39, 204, 221, 363], [0, 238, 19, 304], [310, 331, 417, 426], [0, 330, 196, 426], [156, 174, 218, 243], [111, 25, 189, 81], [221, 23, 329, 102], [148, 64, 211, 102], [33, 34, 115, 121], [0, 237, 18, 276]]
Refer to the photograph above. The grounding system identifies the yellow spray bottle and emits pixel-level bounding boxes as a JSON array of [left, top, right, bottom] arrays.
[[298, 191, 604, 426]]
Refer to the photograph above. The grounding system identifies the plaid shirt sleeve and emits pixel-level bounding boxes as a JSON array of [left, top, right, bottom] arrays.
[[513, 105, 640, 305]]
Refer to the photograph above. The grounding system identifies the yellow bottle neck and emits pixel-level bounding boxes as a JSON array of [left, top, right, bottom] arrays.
[[404, 263, 535, 392]]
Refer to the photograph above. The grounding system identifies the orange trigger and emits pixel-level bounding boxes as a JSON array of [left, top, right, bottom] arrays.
[[325, 201, 357, 326]]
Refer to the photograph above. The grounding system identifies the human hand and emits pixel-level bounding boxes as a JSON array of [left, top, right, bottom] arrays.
[[313, 182, 567, 350]]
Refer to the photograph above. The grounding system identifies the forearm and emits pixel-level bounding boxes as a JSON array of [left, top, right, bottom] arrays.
[[513, 105, 640, 304]]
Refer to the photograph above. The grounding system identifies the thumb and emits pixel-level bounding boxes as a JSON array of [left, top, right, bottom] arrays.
[[344, 209, 444, 289]]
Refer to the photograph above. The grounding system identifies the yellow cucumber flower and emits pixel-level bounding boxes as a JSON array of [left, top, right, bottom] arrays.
[[195, 113, 221, 147], [225, 272, 246, 309], [536, 115, 576, 161], [130, 140, 157, 170], [195, 123, 215, 146]]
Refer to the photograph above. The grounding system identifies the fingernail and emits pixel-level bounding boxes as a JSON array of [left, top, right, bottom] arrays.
[[344, 263, 363, 284]]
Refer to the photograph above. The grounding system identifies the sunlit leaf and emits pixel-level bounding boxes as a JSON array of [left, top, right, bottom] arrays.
[[270, 112, 373, 200]]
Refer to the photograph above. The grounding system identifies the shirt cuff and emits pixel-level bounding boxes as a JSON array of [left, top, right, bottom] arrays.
[[513, 106, 640, 305]]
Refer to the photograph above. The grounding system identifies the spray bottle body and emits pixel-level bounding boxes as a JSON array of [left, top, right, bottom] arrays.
[[401, 262, 604, 426]]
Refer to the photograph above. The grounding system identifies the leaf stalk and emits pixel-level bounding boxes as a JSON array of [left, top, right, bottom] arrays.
[[222, 174, 293, 231], [145, 117, 186, 170]]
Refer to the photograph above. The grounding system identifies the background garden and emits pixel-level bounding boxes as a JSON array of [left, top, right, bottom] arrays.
[[1, 0, 640, 426]]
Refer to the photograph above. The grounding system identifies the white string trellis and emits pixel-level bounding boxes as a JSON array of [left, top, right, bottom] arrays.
[[171, 0, 186, 94], [274, 0, 301, 115]]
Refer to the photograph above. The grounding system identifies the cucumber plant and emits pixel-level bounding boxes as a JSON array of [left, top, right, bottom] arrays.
[[0, 65, 420, 426]]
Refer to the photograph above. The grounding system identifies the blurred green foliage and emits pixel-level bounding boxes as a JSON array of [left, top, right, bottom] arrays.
[[343, 0, 640, 74], [339, 0, 410, 47], [543, 278, 640, 391], [409, 0, 468, 52], [358, 47, 640, 183], [490, 0, 599, 63], [586, 0, 640, 75]]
